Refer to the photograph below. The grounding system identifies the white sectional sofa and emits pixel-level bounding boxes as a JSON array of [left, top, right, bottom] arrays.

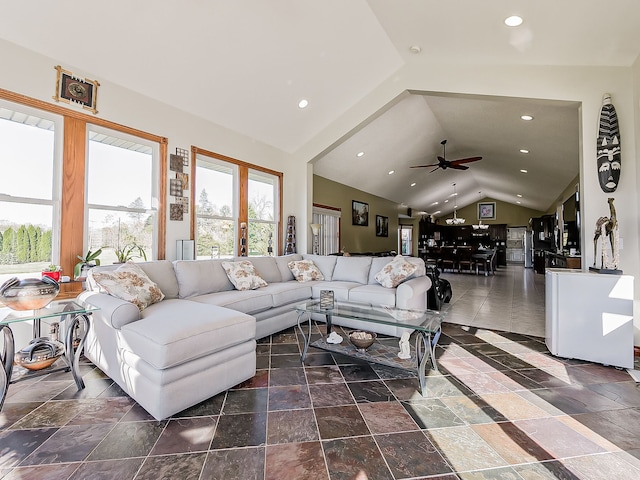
[[78, 254, 431, 419]]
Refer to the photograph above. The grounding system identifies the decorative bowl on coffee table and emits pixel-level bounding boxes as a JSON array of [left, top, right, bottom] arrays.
[[348, 330, 377, 352]]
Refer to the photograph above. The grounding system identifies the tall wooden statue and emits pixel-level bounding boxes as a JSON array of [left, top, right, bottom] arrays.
[[597, 94, 621, 193], [593, 197, 620, 272]]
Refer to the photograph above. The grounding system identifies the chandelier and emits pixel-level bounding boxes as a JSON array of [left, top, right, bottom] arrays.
[[472, 221, 489, 230], [445, 183, 465, 225]]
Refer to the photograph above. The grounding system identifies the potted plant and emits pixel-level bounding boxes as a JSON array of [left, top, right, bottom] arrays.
[[42, 264, 62, 282], [114, 243, 147, 263], [74, 248, 102, 280]]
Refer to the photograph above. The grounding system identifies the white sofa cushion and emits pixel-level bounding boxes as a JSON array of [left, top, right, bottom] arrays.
[[190, 289, 274, 315], [119, 299, 255, 369], [333, 256, 372, 284], [237, 256, 283, 284], [348, 284, 397, 306], [261, 281, 312, 307], [174, 259, 234, 298], [311, 281, 362, 302], [275, 254, 302, 281], [137, 260, 180, 299]]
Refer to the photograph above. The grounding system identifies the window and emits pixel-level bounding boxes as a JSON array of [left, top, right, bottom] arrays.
[[248, 169, 279, 256], [194, 148, 282, 257], [312, 205, 341, 255], [86, 127, 159, 264], [0, 102, 61, 282], [194, 158, 237, 259]]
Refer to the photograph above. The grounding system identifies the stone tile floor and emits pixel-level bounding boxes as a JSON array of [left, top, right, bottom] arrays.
[[1, 265, 640, 479]]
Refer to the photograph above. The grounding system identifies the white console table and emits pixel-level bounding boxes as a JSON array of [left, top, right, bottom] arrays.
[[545, 268, 634, 369]]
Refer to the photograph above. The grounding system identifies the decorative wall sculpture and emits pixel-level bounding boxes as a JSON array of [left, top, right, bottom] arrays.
[[597, 94, 621, 193]]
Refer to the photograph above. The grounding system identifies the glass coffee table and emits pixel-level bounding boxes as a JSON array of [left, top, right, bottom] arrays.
[[294, 300, 444, 397], [0, 300, 98, 411]]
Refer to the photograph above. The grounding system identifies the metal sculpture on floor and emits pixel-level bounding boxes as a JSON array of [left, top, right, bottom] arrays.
[[593, 197, 619, 271]]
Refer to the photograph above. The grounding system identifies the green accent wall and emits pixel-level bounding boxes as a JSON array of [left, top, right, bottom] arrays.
[[313, 175, 401, 254], [439, 197, 545, 228]]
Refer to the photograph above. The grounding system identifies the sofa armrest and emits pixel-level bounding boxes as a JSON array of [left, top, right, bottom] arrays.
[[396, 276, 432, 311], [77, 291, 140, 329]]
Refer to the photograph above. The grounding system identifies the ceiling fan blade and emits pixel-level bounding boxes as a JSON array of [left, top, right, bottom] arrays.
[[410, 163, 440, 168], [450, 156, 483, 165], [450, 164, 469, 170], [428, 166, 441, 174]]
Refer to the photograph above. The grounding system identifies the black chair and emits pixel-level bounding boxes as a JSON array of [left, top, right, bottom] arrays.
[[457, 246, 475, 273]]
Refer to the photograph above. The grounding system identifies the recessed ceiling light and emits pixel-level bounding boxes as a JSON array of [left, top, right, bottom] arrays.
[[520, 149, 529, 154], [431, 201, 439, 206], [410, 182, 416, 187], [520, 114, 534, 121], [356, 151, 365, 157], [517, 194, 523, 198], [520, 169, 528, 173], [433, 210, 441, 215], [517, 201, 521, 204], [388, 170, 394, 175], [409, 45, 422, 54], [504, 15, 523, 27], [444, 199, 449, 203], [298, 99, 309, 109]]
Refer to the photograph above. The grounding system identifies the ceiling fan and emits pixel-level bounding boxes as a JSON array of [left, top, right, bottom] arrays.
[[410, 139, 482, 173]]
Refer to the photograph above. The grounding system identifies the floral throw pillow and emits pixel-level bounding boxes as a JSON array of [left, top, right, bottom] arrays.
[[221, 260, 268, 291], [288, 260, 325, 282], [91, 263, 165, 311], [374, 255, 417, 288]]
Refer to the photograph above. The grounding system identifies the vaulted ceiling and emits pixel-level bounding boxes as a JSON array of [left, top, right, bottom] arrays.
[[2, 1, 639, 216]]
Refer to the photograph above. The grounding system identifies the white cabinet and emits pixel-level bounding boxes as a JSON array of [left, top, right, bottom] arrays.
[[545, 268, 634, 368]]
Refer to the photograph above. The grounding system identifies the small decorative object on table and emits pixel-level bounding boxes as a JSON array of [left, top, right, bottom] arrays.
[[349, 330, 377, 352], [320, 290, 334, 309], [0, 277, 60, 311], [15, 337, 64, 371], [42, 265, 62, 282], [398, 331, 411, 359]]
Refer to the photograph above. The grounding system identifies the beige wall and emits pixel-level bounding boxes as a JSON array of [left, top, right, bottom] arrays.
[[313, 175, 401, 253]]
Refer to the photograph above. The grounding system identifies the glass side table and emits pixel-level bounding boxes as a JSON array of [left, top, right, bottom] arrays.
[[0, 300, 99, 411]]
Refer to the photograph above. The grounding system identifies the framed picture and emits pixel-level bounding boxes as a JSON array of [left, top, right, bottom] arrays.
[[53, 65, 99, 114], [376, 215, 389, 237], [478, 202, 496, 220], [352, 200, 369, 226]]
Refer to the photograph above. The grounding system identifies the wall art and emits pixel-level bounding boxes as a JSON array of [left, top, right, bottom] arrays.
[[53, 65, 99, 114], [352, 200, 369, 226]]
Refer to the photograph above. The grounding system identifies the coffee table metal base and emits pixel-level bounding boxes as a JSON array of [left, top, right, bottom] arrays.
[[296, 311, 441, 397]]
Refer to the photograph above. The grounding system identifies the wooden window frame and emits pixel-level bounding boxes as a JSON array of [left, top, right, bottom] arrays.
[[0, 88, 167, 296], [191, 146, 283, 256]]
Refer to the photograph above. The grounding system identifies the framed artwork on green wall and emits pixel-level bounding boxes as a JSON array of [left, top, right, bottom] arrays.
[[478, 202, 496, 220], [352, 200, 369, 226], [376, 215, 388, 236]]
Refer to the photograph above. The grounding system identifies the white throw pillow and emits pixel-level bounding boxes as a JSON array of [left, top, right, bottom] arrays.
[[374, 255, 418, 288], [221, 260, 268, 291], [288, 260, 325, 282], [91, 262, 165, 311]]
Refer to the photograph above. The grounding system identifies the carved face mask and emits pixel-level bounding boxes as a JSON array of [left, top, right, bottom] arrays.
[[597, 136, 620, 193]]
